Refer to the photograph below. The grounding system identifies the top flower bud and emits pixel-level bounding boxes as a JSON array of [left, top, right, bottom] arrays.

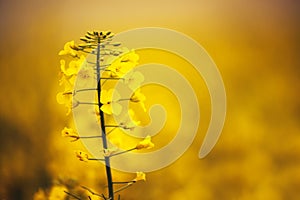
[[81, 30, 115, 43]]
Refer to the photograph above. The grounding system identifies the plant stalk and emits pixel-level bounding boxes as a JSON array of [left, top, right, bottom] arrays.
[[96, 36, 114, 200]]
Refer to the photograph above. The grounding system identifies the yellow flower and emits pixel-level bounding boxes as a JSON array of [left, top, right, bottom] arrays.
[[58, 71, 74, 90], [61, 55, 85, 77], [121, 50, 139, 63], [60, 59, 66, 73], [58, 60, 78, 91], [58, 40, 78, 57], [121, 109, 141, 130], [75, 150, 89, 162], [57, 56, 85, 115], [106, 50, 139, 78], [133, 172, 146, 182], [135, 135, 154, 150], [124, 71, 144, 90], [103, 147, 119, 157], [48, 186, 68, 200], [76, 64, 94, 87], [56, 91, 72, 115], [56, 90, 79, 115], [100, 89, 122, 115], [130, 89, 146, 111], [61, 127, 79, 141]]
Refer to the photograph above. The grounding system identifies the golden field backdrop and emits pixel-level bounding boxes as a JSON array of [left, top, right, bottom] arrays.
[[0, 0, 299, 199]]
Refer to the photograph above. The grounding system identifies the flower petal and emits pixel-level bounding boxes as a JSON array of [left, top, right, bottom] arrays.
[[100, 104, 112, 115]]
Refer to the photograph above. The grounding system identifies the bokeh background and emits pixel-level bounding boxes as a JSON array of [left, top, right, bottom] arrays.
[[0, 0, 299, 199]]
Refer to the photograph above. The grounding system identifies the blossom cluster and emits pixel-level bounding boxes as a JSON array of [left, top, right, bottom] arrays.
[[54, 30, 154, 200]]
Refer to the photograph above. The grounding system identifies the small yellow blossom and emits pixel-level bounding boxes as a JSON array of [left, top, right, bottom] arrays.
[[121, 109, 141, 130], [56, 90, 79, 115], [58, 61, 77, 97], [61, 127, 79, 141], [133, 172, 146, 182], [59, 59, 66, 73], [101, 102, 122, 115], [130, 89, 146, 111], [76, 65, 94, 87], [124, 71, 144, 90], [60, 55, 85, 77], [100, 89, 120, 104], [59, 55, 85, 90], [58, 40, 78, 57], [58, 72, 74, 90], [106, 50, 139, 78], [130, 89, 145, 102], [56, 91, 71, 104], [120, 50, 139, 63], [103, 147, 119, 157], [135, 135, 154, 150], [56, 91, 73, 115], [75, 150, 89, 162], [100, 89, 122, 115]]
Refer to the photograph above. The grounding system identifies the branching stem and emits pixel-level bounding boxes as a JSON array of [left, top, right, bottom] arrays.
[[96, 37, 115, 200]]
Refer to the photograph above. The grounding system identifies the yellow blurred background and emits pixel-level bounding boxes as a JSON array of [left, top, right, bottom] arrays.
[[0, 0, 299, 199]]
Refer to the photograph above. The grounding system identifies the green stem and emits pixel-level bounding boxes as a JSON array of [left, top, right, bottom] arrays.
[[96, 37, 114, 200], [75, 88, 97, 94], [88, 158, 105, 161], [106, 127, 117, 135], [114, 183, 133, 194], [80, 135, 102, 139], [109, 148, 136, 158], [118, 98, 131, 102], [100, 77, 122, 80], [81, 186, 106, 199], [105, 125, 120, 127], [113, 181, 134, 185], [78, 102, 99, 105], [64, 191, 81, 200]]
